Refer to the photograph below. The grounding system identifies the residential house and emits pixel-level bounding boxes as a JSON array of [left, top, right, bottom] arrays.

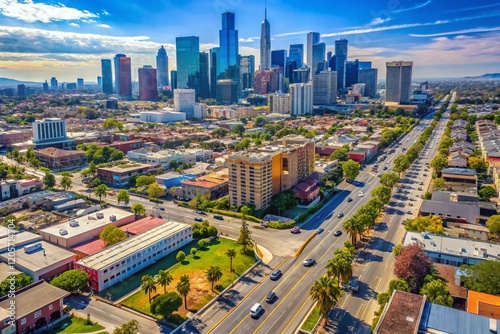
[[179, 170, 229, 200], [448, 151, 469, 168]]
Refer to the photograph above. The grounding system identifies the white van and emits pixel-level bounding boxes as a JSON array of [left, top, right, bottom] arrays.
[[250, 303, 263, 318]]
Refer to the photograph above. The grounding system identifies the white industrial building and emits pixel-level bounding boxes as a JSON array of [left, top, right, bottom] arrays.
[[75, 221, 192, 292], [139, 108, 186, 123]]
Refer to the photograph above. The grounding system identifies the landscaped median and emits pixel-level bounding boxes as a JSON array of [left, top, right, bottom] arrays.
[[120, 238, 256, 326], [300, 304, 321, 333], [295, 232, 317, 258]]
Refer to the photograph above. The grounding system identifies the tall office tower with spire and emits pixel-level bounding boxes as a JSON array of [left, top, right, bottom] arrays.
[[386, 61, 413, 104], [219, 12, 239, 77], [306, 32, 320, 72], [156, 45, 169, 88], [101, 59, 113, 94], [260, 4, 271, 70], [334, 39, 348, 90], [289, 44, 304, 68], [113, 54, 126, 94], [176, 36, 200, 96]]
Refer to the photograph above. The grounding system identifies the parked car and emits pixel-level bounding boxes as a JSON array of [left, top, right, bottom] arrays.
[[303, 258, 315, 267], [358, 191, 365, 197], [348, 279, 359, 292], [290, 226, 301, 234], [213, 215, 224, 220], [194, 217, 203, 222], [270, 269, 282, 280], [334, 230, 342, 237], [260, 222, 268, 227], [195, 210, 207, 215], [159, 207, 165, 211], [250, 303, 263, 318], [337, 213, 344, 218], [406, 210, 412, 214], [266, 291, 276, 303]]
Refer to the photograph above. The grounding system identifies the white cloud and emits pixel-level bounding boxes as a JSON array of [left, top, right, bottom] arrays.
[[96, 24, 111, 29], [0, 0, 99, 23], [273, 30, 310, 38], [369, 17, 391, 26], [69, 23, 80, 27], [392, 0, 432, 14], [410, 27, 500, 37], [239, 37, 259, 43], [102, 10, 110, 16]]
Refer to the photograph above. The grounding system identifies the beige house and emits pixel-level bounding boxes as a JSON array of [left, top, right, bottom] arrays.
[[447, 151, 468, 168]]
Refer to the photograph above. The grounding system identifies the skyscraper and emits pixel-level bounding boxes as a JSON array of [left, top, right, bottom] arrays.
[[138, 65, 158, 101], [313, 70, 337, 105], [199, 52, 210, 99], [386, 61, 413, 104], [271, 50, 287, 70], [219, 12, 239, 77], [359, 61, 372, 70], [345, 59, 359, 89], [50, 77, 58, 89], [43, 80, 49, 91], [101, 59, 113, 94], [77, 78, 84, 90], [170, 70, 177, 91], [156, 45, 169, 87], [113, 54, 126, 94], [289, 44, 304, 68], [240, 55, 255, 90], [334, 39, 348, 90], [290, 82, 313, 115], [306, 32, 320, 71], [176, 36, 200, 95], [312, 42, 326, 75], [118, 56, 132, 98], [209, 48, 219, 98], [97, 76, 102, 88], [260, 6, 271, 70]]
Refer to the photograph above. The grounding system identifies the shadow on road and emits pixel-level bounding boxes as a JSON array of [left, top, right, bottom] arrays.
[[366, 237, 394, 253], [216, 289, 244, 311], [327, 308, 371, 334], [373, 223, 387, 232]]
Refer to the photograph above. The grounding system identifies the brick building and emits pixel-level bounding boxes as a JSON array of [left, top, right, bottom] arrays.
[[35, 147, 87, 170]]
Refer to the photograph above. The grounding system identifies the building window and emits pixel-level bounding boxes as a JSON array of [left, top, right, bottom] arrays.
[[111, 275, 115, 279], [103, 269, 108, 274], [21, 318, 26, 325], [4, 319, 9, 325], [104, 279, 108, 283], [49, 304, 53, 310]]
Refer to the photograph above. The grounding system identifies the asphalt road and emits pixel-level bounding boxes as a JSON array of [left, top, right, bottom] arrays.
[[328, 92, 455, 333]]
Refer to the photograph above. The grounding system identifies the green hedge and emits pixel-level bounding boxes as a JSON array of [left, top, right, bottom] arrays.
[[209, 209, 261, 223], [268, 221, 296, 229]]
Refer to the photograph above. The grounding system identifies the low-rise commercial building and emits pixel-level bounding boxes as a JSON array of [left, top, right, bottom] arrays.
[[139, 109, 187, 123], [97, 163, 155, 187], [180, 170, 229, 200], [75, 221, 192, 292], [441, 168, 477, 185], [39, 207, 135, 248], [35, 147, 87, 170], [0, 178, 43, 201]]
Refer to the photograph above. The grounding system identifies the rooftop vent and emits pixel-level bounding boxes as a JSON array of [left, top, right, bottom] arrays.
[[59, 228, 68, 236], [96, 212, 104, 219], [69, 220, 79, 227], [24, 243, 42, 253], [406, 316, 415, 323], [109, 214, 116, 222], [88, 215, 97, 220]]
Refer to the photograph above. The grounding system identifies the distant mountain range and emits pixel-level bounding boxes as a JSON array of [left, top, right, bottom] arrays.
[[463, 73, 500, 80], [0, 77, 42, 87]]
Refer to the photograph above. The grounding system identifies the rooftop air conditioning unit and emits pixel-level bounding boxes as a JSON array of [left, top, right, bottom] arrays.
[[24, 243, 42, 253], [59, 228, 68, 235], [109, 215, 116, 222], [88, 215, 97, 220], [69, 220, 79, 227], [96, 212, 104, 219]]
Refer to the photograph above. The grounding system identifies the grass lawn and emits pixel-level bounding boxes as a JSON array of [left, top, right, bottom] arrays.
[[301, 305, 321, 332], [121, 238, 256, 321], [42, 315, 105, 334]]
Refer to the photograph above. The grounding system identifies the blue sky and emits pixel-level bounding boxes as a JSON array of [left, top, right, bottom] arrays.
[[0, 0, 499, 82]]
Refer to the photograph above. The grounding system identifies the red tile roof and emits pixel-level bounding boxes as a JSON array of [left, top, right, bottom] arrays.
[[434, 263, 467, 299], [72, 239, 106, 257], [375, 291, 426, 334], [35, 147, 85, 158]]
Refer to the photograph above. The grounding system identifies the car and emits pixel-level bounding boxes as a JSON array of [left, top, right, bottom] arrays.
[[157, 215, 162, 218], [270, 269, 282, 280], [337, 213, 344, 218], [214, 215, 224, 220], [358, 191, 365, 197], [266, 291, 276, 303], [406, 210, 412, 214], [316, 228, 324, 234], [347, 198, 353, 202], [334, 230, 342, 237], [423, 173, 428, 176], [261, 222, 268, 227], [303, 258, 315, 267], [290, 227, 301, 234], [250, 303, 263, 318], [348, 279, 359, 292], [420, 182, 424, 185], [418, 187, 423, 191], [383, 166, 388, 170], [159, 207, 165, 211], [195, 210, 207, 215], [194, 217, 203, 222]]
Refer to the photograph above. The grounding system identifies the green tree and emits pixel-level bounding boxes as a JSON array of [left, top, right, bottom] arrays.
[[94, 184, 110, 207], [135, 175, 155, 187], [225, 248, 237, 272], [117, 189, 130, 205], [237, 214, 253, 254], [140, 274, 157, 302], [190, 247, 197, 256], [420, 279, 453, 307], [150, 292, 182, 320], [342, 218, 364, 247], [112, 320, 140, 334], [254, 115, 266, 127], [430, 155, 448, 172], [43, 171, 56, 188], [100, 225, 127, 247], [461, 260, 500, 295], [60, 175, 72, 191], [486, 215, 500, 239], [176, 251, 186, 262], [371, 185, 392, 205], [393, 156, 410, 175], [342, 159, 361, 182], [467, 156, 488, 172], [479, 185, 496, 201], [155, 270, 173, 293], [50, 269, 89, 293], [309, 276, 341, 323], [330, 145, 350, 162], [379, 172, 400, 189], [103, 118, 123, 131], [271, 192, 287, 215], [131, 203, 146, 217], [405, 215, 445, 234], [197, 239, 208, 249], [388, 278, 410, 294], [147, 182, 164, 200], [177, 274, 191, 309], [326, 248, 353, 284], [433, 177, 445, 189], [206, 265, 223, 291], [0, 273, 32, 296], [393, 244, 402, 256], [231, 124, 246, 137]]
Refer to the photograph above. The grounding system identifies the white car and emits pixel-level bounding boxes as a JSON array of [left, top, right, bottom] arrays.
[[358, 191, 365, 197]]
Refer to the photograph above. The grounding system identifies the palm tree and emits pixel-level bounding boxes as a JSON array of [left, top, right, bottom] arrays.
[[206, 266, 223, 292], [309, 276, 341, 326], [94, 184, 110, 207], [140, 274, 157, 302], [342, 218, 363, 247], [326, 249, 353, 284], [155, 269, 173, 293], [225, 249, 237, 272], [177, 274, 191, 309]]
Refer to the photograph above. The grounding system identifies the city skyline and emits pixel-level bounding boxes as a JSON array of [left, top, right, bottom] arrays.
[[0, 0, 499, 81]]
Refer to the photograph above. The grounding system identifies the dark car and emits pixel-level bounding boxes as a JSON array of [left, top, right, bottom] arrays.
[[347, 198, 353, 202], [337, 213, 344, 218], [270, 269, 282, 281], [159, 207, 165, 211], [316, 228, 324, 234], [348, 279, 359, 292], [303, 258, 315, 267], [334, 230, 342, 237], [195, 210, 207, 215], [266, 291, 276, 303], [194, 217, 203, 222], [213, 215, 224, 220]]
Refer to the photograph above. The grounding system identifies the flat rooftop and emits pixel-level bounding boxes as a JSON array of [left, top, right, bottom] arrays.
[[0, 263, 20, 282], [442, 168, 476, 176], [0, 240, 75, 273], [72, 238, 106, 257], [404, 232, 500, 261], [97, 162, 152, 173], [77, 221, 190, 270], [40, 207, 134, 240], [119, 216, 167, 235], [0, 231, 42, 252]]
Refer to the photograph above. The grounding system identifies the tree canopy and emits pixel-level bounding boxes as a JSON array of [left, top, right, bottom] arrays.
[[100, 224, 127, 247], [404, 215, 445, 235], [50, 269, 89, 293], [150, 292, 182, 319], [342, 159, 361, 182], [461, 260, 500, 296], [394, 243, 433, 293], [112, 320, 140, 334]]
